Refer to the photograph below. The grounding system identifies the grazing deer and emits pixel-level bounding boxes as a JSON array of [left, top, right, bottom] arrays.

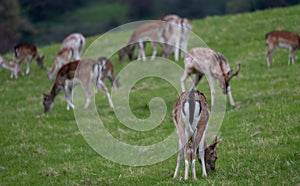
[[97, 57, 119, 89], [266, 30, 300, 67], [118, 20, 168, 61], [61, 33, 86, 60], [173, 89, 210, 180], [43, 59, 114, 113], [13, 43, 44, 78], [181, 47, 240, 106], [48, 47, 74, 81], [0, 55, 22, 78]]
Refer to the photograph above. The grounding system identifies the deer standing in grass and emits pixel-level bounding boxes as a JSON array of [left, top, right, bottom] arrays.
[[61, 33, 86, 60], [162, 15, 192, 60], [43, 59, 114, 113], [118, 20, 169, 61], [173, 89, 210, 180], [266, 30, 300, 67], [0, 55, 22, 78], [181, 47, 240, 106], [13, 43, 44, 78], [48, 47, 74, 81]]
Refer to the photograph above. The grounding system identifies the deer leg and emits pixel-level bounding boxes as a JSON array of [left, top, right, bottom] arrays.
[[207, 76, 215, 106], [173, 140, 183, 178], [184, 145, 190, 180], [138, 41, 146, 61], [25, 56, 32, 75], [150, 42, 157, 61], [198, 132, 207, 178], [97, 80, 114, 108], [180, 71, 190, 92], [190, 73, 203, 90], [227, 85, 235, 106], [289, 48, 295, 65], [64, 84, 75, 110]]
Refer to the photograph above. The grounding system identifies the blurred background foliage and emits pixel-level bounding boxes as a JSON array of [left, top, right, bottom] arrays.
[[0, 0, 299, 53]]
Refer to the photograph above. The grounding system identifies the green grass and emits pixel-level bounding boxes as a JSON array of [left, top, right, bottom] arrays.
[[1, 5, 300, 185]]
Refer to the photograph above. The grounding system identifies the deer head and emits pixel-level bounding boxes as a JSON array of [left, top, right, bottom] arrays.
[[43, 93, 53, 113], [37, 55, 45, 68], [198, 136, 220, 172]]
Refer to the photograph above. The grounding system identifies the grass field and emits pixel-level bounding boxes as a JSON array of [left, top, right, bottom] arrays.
[[1, 5, 300, 186]]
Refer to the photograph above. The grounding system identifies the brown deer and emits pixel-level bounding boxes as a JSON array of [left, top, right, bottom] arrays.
[[266, 30, 300, 67], [181, 47, 240, 106], [13, 43, 44, 78], [61, 33, 86, 60], [43, 59, 114, 113], [48, 47, 74, 81], [172, 89, 210, 180], [118, 20, 169, 61]]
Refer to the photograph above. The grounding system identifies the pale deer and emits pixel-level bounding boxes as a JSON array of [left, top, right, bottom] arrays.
[[181, 47, 240, 106], [13, 43, 44, 78], [97, 57, 119, 89], [118, 20, 168, 61], [266, 30, 300, 67], [173, 89, 210, 180], [162, 15, 192, 60], [162, 14, 182, 61], [43, 59, 114, 113], [0, 55, 22, 78], [48, 47, 74, 81], [61, 33, 86, 60]]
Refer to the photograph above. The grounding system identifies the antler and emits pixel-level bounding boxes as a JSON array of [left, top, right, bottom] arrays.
[[229, 63, 241, 81]]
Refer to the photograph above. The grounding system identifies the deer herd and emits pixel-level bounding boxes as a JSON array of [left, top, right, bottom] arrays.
[[0, 13, 299, 180]]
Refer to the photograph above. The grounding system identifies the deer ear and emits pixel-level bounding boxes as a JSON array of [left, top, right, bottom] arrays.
[[209, 136, 221, 150]]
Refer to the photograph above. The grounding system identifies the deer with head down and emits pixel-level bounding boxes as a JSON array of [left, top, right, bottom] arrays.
[[173, 89, 210, 180], [43, 59, 114, 113], [118, 20, 169, 62], [13, 43, 44, 78], [181, 47, 240, 106], [266, 30, 300, 67]]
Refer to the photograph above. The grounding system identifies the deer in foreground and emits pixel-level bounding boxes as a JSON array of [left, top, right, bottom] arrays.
[[0, 55, 22, 78], [181, 47, 240, 106], [61, 33, 86, 60], [266, 30, 300, 67], [118, 20, 168, 61], [13, 43, 44, 78], [48, 47, 74, 81], [43, 59, 114, 113], [173, 89, 210, 180], [97, 57, 119, 89]]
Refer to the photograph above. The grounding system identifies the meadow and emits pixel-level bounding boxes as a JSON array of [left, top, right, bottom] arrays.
[[0, 5, 300, 186]]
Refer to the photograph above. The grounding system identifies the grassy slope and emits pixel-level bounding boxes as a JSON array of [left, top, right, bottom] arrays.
[[1, 5, 300, 185]]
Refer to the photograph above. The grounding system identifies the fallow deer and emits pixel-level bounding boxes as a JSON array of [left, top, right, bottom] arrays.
[[266, 30, 300, 67], [48, 47, 74, 81], [61, 33, 86, 60], [181, 47, 240, 106], [13, 43, 44, 78], [43, 59, 114, 113], [97, 57, 119, 89], [162, 15, 192, 60], [0, 55, 22, 78], [173, 89, 210, 180], [118, 20, 168, 61]]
